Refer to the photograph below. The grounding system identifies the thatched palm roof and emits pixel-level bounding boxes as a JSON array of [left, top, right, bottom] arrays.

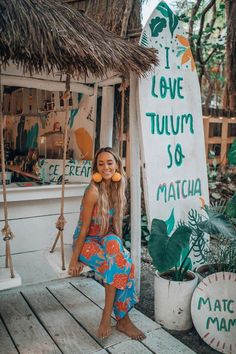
[[0, 0, 157, 77], [63, 0, 143, 37]]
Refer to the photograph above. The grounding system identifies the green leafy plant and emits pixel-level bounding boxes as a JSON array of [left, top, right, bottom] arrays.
[[122, 214, 150, 250], [202, 235, 236, 276], [148, 205, 236, 281], [225, 192, 236, 219], [148, 219, 192, 281]]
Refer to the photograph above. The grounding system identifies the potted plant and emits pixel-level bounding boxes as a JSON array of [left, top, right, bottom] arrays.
[[196, 235, 236, 279], [196, 196, 236, 279], [148, 219, 198, 331], [148, 202, 236, 331]]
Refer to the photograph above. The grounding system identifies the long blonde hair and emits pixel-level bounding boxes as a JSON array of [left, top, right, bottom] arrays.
[[91, 147, 126, 236]]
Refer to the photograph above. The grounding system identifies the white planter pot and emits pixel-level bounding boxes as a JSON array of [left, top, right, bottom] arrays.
[[154, 270, 198, 331]]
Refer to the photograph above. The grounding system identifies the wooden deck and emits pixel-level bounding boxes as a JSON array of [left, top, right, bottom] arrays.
[[0, 277, 196, 354]]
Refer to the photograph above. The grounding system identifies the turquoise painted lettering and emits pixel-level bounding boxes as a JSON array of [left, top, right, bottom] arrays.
[[194, 178, 202, 196], [220, 318, 227, 331], [69, 165, 75, 176], [182, 180, 188, 198], [165, 47, 170, 69], [206, 317, 236, 332], [206, 317, 219, 330], [181, 114, 194, 134], [167, 144, 173, 168], [75, 166, 81, 176], [188, 179, 194, 197], [198, 297, 212, 311], [227, 300, 234, 313], [214, 300, 221, 312], [49, 164, 59, 176], [228, 319, 236, 330], [145, 113, 194, 136], [156, 115, 166, 135], [170, 115, 180, 135], [87, 166, 91, 177], [151, 75, 184, 99], [175, 180, 181, 199], [168, 182, 176, 201], [157, 178, 202, 203], [151, 76, 158, 98], [157, 184, 167, 203], [81, 166, 87, 177], [177, 78, 184, 99], [175, 144, 185, 166], [146, 112, 156, 134]]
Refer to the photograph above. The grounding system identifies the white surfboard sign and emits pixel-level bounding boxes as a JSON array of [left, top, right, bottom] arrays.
[[138, 1, 209, 266]]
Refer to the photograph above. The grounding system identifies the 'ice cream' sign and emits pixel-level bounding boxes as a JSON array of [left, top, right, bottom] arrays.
[[139, 2, 209, 228]]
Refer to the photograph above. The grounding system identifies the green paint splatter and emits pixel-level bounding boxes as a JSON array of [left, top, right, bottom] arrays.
[[165, 208, 175, 235], [69, 109, 79, 128]]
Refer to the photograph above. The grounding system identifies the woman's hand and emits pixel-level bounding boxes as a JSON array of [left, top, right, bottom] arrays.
[[68, 257, 84, 277]]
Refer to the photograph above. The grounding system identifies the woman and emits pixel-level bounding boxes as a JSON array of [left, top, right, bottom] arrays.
[[68, 147, 145, 340]]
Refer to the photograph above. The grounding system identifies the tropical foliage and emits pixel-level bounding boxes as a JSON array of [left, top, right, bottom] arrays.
[[168, 0, 236, 114], [148, 203, 236, 281]]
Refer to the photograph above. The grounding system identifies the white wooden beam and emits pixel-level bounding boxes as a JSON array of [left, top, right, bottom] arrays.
[[129, 71, 141, 295], [100, 86, 115, 147], [2, 62, 120, 85], [98, 76, 122, 87], [1, 75, 94, 95]]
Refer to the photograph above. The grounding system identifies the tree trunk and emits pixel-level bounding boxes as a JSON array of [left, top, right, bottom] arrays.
[[223, 0, 236, 112]]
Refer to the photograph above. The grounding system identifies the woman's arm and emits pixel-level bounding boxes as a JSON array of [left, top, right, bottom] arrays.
[[68, 185, 98, 277]]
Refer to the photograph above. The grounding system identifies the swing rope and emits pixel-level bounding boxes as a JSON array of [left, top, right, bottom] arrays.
[[50, 74, 70, 271], [0, 65, 15, 278]]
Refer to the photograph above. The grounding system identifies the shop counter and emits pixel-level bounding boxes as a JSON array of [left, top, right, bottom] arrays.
[[0, 183, 88, 256]]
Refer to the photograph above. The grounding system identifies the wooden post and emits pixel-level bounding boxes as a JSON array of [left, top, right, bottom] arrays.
[[221, 118, 228, 164], [203, 116, 209, 161], [0, 66, 14, 278], [119, 85, 125, 157], [100, 86, 114, 147], [129, 71, 141, 295], [92, 84, 98, 155]]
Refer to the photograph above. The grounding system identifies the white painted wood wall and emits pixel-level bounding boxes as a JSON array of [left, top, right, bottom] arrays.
[[100, 86, 115, 147]]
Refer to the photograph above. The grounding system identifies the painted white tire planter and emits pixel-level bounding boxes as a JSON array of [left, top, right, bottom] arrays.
[[191, 272, 236, 354], [154, 270, 198, 330]]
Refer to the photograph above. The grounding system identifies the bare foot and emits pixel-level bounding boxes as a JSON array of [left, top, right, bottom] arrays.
[[97, 314, 112, 339], [116, 314, 146, 340]]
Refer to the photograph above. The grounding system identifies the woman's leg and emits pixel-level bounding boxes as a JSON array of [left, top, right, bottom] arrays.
[[101, 234, 146, 340], [79, 237, 114, 338], [97, 283, 116, 338]]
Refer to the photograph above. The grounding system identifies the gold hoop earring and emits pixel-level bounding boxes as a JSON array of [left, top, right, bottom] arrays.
[[111, 172, 122, 182], [92, 172, 102, 183]]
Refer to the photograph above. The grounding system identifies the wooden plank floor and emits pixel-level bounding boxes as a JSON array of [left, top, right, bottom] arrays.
[[0, 277, 196, 354]]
